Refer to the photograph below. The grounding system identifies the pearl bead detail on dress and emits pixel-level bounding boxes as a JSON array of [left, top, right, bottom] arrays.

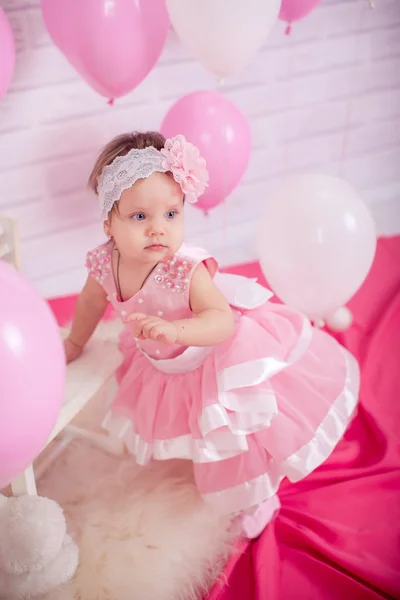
[[154, 255, 194, 292], [85, 245, 111, 284]]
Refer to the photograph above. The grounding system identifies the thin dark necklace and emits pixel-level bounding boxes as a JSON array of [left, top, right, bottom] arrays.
[[116, 250, 159, 302], [116, 251, 123, 301]]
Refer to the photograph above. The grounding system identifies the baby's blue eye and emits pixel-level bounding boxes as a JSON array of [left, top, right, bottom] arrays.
[[166, 210, 177, 220], [132, 213, 146, 221]]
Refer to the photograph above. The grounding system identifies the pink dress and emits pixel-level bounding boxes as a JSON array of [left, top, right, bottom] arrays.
[[86, 241, 360, 515]]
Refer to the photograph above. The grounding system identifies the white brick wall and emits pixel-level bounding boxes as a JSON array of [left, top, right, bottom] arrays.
[[1, 0, 399, 298]]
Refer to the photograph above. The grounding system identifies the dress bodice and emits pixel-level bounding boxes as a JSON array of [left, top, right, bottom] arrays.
[[85, 242, 219, 359]]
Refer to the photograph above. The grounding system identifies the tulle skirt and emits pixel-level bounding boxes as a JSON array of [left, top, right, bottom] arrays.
[[103, 301, 359, 515]]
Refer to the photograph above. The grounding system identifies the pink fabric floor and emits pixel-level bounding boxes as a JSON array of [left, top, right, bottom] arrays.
[[48, 236, 400, 600]]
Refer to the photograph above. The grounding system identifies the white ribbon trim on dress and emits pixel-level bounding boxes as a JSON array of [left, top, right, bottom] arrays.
[[214, 271, 273, 309], [199, 394, 277, 438], [102, 412, 250, 464], [140, 344, 213, 374], [104, 313, 314, 461], [133, 314, 312, 439], [103, 345, 359, 513], [202, 471, 285, 515], [201, 346, 360, 514], [282, 346, 360, 482], [198, 315, 312, 437]]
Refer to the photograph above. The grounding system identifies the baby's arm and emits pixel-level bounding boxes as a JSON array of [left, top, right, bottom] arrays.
[[126, 264, 234, 347], [64, 276, 108, 362], [174, 263, 234, 346]]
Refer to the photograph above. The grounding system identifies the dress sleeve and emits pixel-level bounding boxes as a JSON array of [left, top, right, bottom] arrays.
[[85, 242, 112, 287], [182, 243, 271, 308], [179, 243, 218, 278]]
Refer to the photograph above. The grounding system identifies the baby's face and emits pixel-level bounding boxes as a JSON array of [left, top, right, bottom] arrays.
[[105, 172, 185, 264]]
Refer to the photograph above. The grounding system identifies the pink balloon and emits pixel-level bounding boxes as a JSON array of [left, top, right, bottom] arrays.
[[0, 8, 16, 102], [279, 0, 322, 24], [41, 0, 169, 100], [0, 262, 66, 490], [161, 91, 252, 213], [257, 174, 377, 321]]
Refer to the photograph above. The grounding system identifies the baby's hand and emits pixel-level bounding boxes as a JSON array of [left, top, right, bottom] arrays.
[[125, 313, 178, 345], [64, 338, 83, 364]]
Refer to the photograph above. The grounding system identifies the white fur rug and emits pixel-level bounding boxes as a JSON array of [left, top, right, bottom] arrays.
[[30, 320, 236, 599], [37, 440, 236, 600]]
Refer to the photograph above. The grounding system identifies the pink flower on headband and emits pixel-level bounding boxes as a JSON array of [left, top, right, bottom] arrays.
[[161, 134, 208, 203]]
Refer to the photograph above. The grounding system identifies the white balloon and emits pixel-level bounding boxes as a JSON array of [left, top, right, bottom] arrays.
[[326, 307, 353, 332], [257, 174, 376, 320], [166, 0, 282, 77]]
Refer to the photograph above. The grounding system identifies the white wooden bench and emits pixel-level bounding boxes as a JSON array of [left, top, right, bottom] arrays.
[[1, 215, 123, 496], [10, 326, 124, 496], [0, 214, 21, 269]]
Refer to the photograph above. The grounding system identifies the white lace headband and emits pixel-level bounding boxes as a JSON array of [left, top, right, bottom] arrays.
[[97, 134, 209, 220]]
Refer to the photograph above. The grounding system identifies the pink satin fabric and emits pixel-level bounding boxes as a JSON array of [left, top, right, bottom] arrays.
[[206, 236, 400, 600]]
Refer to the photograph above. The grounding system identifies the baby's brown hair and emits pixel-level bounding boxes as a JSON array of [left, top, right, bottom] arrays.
[[88, 131, 166, 194]]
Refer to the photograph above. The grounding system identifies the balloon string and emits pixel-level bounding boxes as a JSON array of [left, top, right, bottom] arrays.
[[368, 0, 375, 7], [338, 4, 365, 178], [282, 26, 294, 176], [215, 75, 228, 243], [285, 23, 292, 35]]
